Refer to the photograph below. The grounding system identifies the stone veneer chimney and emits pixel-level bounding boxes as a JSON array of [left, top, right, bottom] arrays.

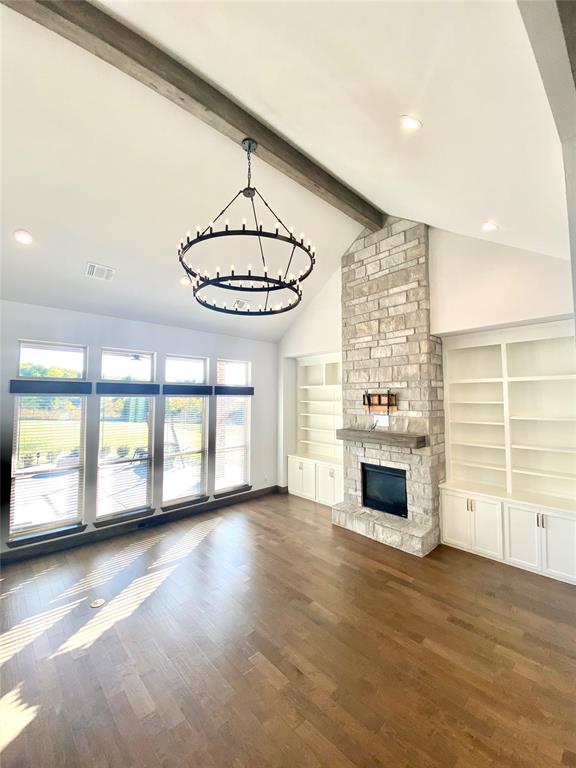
[[332, 217, 445, 556]]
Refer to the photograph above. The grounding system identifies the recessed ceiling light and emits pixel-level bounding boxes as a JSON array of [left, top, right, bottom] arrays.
[[14, 229, 34, 245], [179, 276, 190, 286], [481, 221, 498, 233], [400, 115, 423, 131]]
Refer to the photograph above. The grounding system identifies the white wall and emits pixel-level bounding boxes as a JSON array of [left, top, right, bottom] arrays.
[[0, 300, 278, 552], [429, 228, 574, 335], [279, 268, 342, 358]]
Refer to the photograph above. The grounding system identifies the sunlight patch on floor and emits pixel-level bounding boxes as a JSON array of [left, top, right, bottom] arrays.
[[50, 566, 175, 657], [54, 531, 166, 601], [0, 599, 84, 667], [150, 517, 221, 567], [0, 565, 57, 602], [0, 684, 39, 752]]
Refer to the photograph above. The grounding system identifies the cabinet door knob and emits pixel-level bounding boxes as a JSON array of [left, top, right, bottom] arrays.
[[299, 463, 303, 470], [329, 469, 334, 478], [536, 513, 540, 528], [541, 514, 545, 529]]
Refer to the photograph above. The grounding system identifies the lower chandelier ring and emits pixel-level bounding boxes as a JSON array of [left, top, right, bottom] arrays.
[[194, 275, 302, 316]]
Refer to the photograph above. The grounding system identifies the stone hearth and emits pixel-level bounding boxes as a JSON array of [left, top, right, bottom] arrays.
[[332, 217, 445, 557]]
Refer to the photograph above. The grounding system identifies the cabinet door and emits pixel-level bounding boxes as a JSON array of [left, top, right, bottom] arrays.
[[316, 464, 335, 506], [504, 504, 540, 571], [301, 460, 317, 499], [471, 497, 503, 559], [287, 456, 303, 496], [541, 510, 576, 583], [441, 491, 472, 549]]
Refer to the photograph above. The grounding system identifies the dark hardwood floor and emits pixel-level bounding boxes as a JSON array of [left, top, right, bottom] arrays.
[[1, 494, 575, 768]]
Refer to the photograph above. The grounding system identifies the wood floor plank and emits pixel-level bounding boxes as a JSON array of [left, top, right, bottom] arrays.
[[1, 495, 575, 767]]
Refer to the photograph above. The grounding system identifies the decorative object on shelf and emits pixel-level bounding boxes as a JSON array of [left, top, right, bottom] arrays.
[[178, 138, 316, 316], [363, 390, 398, 415]]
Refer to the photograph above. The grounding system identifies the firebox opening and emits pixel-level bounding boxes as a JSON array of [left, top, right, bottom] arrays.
[[361, 463, 408, 518]]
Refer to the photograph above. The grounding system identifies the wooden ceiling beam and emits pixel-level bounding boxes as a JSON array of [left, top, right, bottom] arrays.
[[2, 0, 386, 231]]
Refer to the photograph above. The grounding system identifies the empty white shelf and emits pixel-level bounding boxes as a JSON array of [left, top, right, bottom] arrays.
[[452, 460, 506, 472], [509, 416, 576, 422], [511, 444, 576, 454], [512, 467, 576, 480], [449, 420, 504, 426], [451, 441, 506, 450]]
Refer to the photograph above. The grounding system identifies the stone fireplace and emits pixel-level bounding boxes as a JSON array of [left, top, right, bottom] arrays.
[[332, 217, 445, 556]]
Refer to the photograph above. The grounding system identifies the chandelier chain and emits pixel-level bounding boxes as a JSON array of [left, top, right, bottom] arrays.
[[247, 145, 252, 188]]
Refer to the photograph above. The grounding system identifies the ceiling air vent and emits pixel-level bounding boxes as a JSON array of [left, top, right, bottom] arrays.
[[85, 262, 115, 281], [233, 299, 251, 312]]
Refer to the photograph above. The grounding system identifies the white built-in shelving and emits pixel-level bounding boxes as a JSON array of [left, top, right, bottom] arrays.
[[444, 321, 576, 510], [296, 354, 343, 463]]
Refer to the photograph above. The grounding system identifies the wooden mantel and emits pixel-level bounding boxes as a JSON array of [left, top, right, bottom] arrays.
[[336, 428, 427, 449]]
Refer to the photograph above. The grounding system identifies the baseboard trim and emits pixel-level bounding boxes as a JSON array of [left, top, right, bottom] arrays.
[[1, 485, 280, 563], [276, 485, 289, 495]]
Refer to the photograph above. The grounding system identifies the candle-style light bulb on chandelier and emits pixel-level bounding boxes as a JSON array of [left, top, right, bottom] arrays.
[[178, 138, 316, 316]]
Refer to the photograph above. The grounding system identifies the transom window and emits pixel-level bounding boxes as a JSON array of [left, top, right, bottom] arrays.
[[217, 359, 250, 386], [165, 355, 207, 384], [19, 341, 85, 379], [101, 349, 153, 382]]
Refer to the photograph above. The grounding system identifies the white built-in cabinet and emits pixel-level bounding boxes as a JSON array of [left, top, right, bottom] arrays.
[[441, 489, 503, 559], [287, 353, 344, 507], [441, 320, 576, 584], [287, 455, 343, 506], [441, 488, 576, 584]]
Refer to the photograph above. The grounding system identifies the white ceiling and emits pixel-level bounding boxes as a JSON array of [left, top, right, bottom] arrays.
[[1, 1, 570, 345], [100, 0, 570, 260], [0, 8, 361, 342]]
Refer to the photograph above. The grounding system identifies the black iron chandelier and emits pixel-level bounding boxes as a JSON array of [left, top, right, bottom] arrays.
[[178, 138, 316, 316]]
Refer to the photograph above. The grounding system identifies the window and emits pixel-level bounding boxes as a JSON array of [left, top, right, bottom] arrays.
[[165, 355, 207, 384], [19, 341, 85, 379], [10, 395, 85, 538], [97, 396, 153, 517], [163, 397, 208, 502], [217, 359, 249, 386], [101, 349, 153, 382], [215, 360, 251, 492]]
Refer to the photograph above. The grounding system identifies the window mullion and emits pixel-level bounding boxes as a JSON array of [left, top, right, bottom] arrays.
[[207, 385, 218, 498], [84, 391, 99, 528], [153, 395, 165, 510]]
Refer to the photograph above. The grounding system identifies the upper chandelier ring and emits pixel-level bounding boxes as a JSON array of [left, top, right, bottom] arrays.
[[178, 228, 315, 287]]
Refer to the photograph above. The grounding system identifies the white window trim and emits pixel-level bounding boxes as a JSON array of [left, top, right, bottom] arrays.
[[17, 339, 88, 380], [100, 347, 156, 383]]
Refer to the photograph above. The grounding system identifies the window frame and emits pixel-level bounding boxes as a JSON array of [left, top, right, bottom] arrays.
[[162, 394, 209, 506], [17, 339, 87, 381], [9, 393, 87, 540], [216, 358, 251, 387], [100, 347, 155, 383], [214, 359, 252, 494], [95, 395, 155, 520], [164, 354, 208, 385]]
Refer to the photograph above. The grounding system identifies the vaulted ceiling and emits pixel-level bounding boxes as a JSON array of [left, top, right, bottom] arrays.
[[1, 1, 570, 342]]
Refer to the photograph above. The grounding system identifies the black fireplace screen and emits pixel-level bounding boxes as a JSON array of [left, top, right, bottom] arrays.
[[361, 463, 408, 518]]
